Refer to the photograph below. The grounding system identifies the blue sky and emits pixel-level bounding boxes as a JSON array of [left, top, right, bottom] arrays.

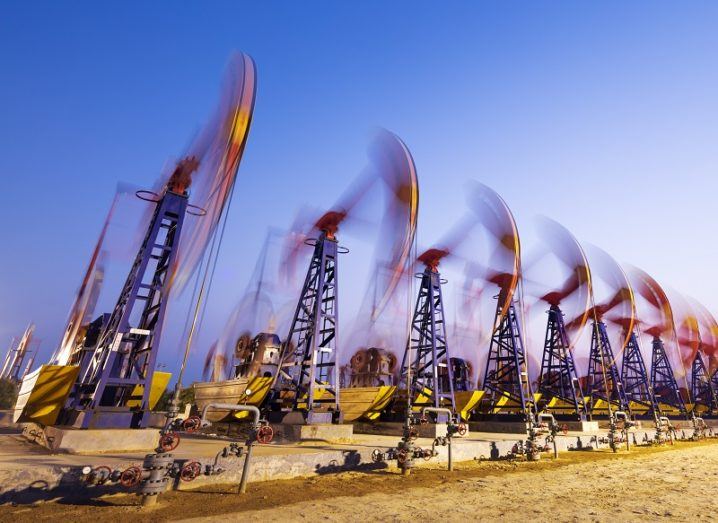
[[1, 2, 718, 383]]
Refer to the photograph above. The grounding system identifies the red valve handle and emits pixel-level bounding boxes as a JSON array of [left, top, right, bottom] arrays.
[[120, 466, 142, 488], [256, 425, 274, 444], [180, 461, 202, 482], [182, 416, 202, 433], [561, 424, 569, 435], [457, 423, 467, 436], [159, 432, 181, 452]]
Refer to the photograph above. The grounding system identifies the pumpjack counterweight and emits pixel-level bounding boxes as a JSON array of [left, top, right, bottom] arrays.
[[482, 299, 534, 417], [621, 331, 659, 416], [62, 189, 189, 429], [538, 305, 586, 418], [586, 321, 628, 413], [399, 267, 455, 417], [278, 232, 340, 423], [650, 336, 687, 416], [691, 352, 718, 413]]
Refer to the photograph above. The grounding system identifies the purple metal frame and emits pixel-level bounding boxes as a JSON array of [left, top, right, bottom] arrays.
[[399, 267, 456, 419], [650, 336, 687, 416], [586, 321, 628, 413], [482, 299, 534, 418], [691, 352, 717, 413], [621, 330, 659, 416], [62, 189, 188, 429], [277, 232, 340, 423], [538, 305, 586, 419]]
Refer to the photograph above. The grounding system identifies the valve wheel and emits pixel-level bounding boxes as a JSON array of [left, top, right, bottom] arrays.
[[182, 415, 202, 433], [371, 449, 384, 463], [92, 465, 112, 484], [419, 416, 428, 425], [396, 449, 408, 464], [119, 466, 142, 488], [561, 424, 569, 435], [408, 428, 418, 441], [457, 423, 467, 436], [422, 449, 433, 461], [180, 461, 202, 482], [256, 425, 274, 444], [159, 431, 181, 452]]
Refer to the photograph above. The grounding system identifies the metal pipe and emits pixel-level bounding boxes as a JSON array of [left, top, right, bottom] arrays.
[[421, 407, 454, 471], [199, 404, 262, 494]]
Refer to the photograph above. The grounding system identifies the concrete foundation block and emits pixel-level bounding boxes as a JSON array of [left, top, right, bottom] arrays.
[[272, 423, 354, 443], [352, 421, 469, 438], [22, 423, 160, 454]]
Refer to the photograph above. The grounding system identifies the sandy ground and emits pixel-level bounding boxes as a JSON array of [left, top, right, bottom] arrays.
[[2, 441, 718, 522]]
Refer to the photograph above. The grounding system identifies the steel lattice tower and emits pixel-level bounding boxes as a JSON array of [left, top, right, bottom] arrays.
[[586, 321, 628, 412], [279, 232, 340, 423], [538, 305, 586, 418], [482, 298, 534, 417], [691, 352, 717, 413], [399, 267, 455, 418], [63, 188, 188, 429], [650, 336, 687, 416], [621, 331, 659, 416]]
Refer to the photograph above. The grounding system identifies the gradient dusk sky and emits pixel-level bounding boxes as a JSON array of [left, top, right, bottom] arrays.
[[2, 2, 718, 383]]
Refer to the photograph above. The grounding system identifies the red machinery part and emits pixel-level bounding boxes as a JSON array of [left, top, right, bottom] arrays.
[[562, 424, 569, 435], [457, 423, 467, 436], [180, 461, 202, 482], [256, 425, 274, 444], [182, 416, 202, 433], [119, 466, 142, 488], [159, 432, 181, 452]]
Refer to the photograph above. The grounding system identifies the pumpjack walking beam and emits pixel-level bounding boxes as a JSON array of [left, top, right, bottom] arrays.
[[277, 231, 341, 423], [62, 166, 194, 429], [483, 296, 535, 418], [586, 321, 628, 414], [621, 330, 660, 416], [399, 265, 455, 419], [650, 336, 687, 416], [538, 305, 587, 419]]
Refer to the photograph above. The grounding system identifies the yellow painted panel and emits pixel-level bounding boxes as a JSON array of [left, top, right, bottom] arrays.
[[363, 385, 396, 420], [14, 365, 80, 425], [455, 390, 484, 421], [340, 385, 396, 421], [126, 371, 172, 409], [231, 376, 273, 420]]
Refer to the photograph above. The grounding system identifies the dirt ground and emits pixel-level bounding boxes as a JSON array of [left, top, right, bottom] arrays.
[[2, 440, 718, 522]]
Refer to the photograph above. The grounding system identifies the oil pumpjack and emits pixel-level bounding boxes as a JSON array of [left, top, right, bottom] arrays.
[[400, 249, 456, 417], [627, 266, 687, 417], [471, 185, 534, 420], [59, 158, 198, 429], [528, 218, 590, 419], [271, 130, 420, 424], [691, 351, 718, 413], [398, 223, 476, 420], [0, 324, 36, 384], [620, 327, 660, 417], [678, 303, 718, 415], [274, 212, 344, 423], [576, 247, 636, 418]]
